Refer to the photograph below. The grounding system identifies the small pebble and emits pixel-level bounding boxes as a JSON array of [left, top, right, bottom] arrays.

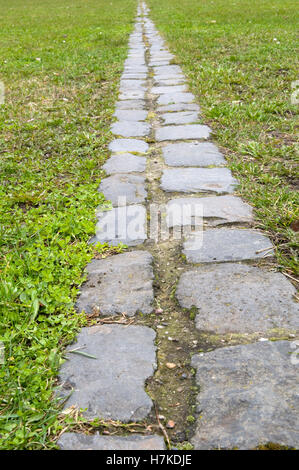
[[166, 420, 176, 429], [166, 362, 176, 369]]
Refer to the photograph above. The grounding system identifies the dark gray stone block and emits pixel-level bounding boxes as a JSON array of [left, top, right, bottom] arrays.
[[103, 154, 146, 175], [151, 85, 187, 95], [158, 103, 200, 113], [114, 110, 148, 121], [191, 341, 299, 449], [98, 174, 146, 206], [111, 121, 150, 138], [115, 99, 146, 110], [161, 168, 237, 194], [120, 79, 146, 91], [183, 229, 274, 263], [156, 124, 211, 141], [121, 73, 147, 80], [162, 142, 225, 167], [161, 111, 199, 125], [76, 251, 154, 316], [123, 66, 148, 74], [150, 53, 173, 61], [176, 264, 299, 334], [59, 324, 156, 420], [153, 65, 182, 75], [93, 205, 147, 246], [154, 78, 186, 86], [157, 93, 195, 106], [109, 139, 149, 154], [58, 433, 166, 450], [124, 58, 146, 67], [149, 60, 170, 67], [119, 89, 146, 100], [166, 196, 253, 227]]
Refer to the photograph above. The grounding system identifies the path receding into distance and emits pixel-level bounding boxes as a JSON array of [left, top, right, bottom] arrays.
[[58, 2, 298, 450]]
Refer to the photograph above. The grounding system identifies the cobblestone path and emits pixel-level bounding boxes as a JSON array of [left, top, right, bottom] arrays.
[[58, 2, 298, 450]]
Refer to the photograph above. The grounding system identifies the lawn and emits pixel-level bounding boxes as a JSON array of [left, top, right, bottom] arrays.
[[147, 0, 299, 279], [0, 0, 136, 449]]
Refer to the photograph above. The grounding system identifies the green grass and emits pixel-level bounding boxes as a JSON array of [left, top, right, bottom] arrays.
[[0, 0, 136, 449], [147, 0, 299, 277]]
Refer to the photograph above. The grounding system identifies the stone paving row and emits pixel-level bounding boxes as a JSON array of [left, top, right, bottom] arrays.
[[58, 2, 298, 450], [59, 325, 156, 421]]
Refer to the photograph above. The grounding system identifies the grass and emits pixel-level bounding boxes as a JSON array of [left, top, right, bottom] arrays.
[[0, 0, 136, 449], [147, 0, 299, 278]]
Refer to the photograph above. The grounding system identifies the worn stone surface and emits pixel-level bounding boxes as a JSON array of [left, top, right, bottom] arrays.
[[151, 85, 187, 95], [119, 79, 146, 90], [124, 58, 146, 67], [154, 78, 186, 86], [162, 142, 226, 167], [149, 59, 170, 67], [191, 341, 299, 450], [176, 264, 299, 334], [166, 196, 253, 227], [157, 92, 195, 106], [59, 324, 156, 420], [109, 138, 148, 154], [121, 73, 147, 80], [150, 53, 173, 61], [161, 168, 237, 194], [93, 204, 147, 246], [127, 50, 145, 54], [114, 109, 148, 121], [58, 433, 166, 450], [111, 121, 150, 138], [125, 58, 145, 63], [183, 229, 274, 263], [115, 99, 146, 110], [158, 103, 200, 113], [156, 124, 211, 141], [150, 51, 172, 57], [150, 60, 172, 66], [98, 174, 146, 206], [161, 111, 199, 125], [154, 73, 184, 82], [119, 89, 146, 100], [153, 65, 182, 75], [76, 251, 153, 316], [103, 154, 146, 175], [150, 52, 173, 59], [123, 65, 148, 74]]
